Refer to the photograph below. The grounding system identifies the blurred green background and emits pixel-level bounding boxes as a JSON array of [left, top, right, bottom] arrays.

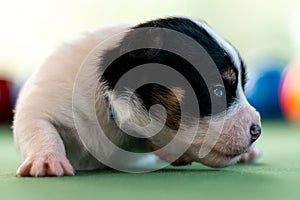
[[1, 122, 300, 200]]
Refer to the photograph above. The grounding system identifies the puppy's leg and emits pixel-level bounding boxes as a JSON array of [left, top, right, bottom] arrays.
[[239, 145, 262, 163], [14, 119, 74, 177]]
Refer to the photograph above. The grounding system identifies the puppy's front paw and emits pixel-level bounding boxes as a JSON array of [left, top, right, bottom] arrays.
[[239, 146, 262, 163], [16, 153, 74, 177]]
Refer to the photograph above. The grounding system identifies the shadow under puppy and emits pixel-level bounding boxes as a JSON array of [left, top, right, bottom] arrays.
[[13, 17, 262, 177]]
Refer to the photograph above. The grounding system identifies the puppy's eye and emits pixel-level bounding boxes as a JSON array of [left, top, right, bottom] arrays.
[[212, 85, 225, 98]]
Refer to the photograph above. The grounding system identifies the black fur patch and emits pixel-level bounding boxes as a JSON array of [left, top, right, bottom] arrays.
[[241, 60, 247, 90], [100, 17, 244, 120]]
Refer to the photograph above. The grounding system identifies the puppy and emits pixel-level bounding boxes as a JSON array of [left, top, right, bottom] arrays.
[[13, 17, 262, 177]]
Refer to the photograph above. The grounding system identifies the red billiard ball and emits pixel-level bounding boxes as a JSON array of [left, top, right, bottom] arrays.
[[0, 78, 13, 123]]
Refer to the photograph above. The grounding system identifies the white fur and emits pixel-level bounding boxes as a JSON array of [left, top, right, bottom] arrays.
[[13, 25, 131, 176]]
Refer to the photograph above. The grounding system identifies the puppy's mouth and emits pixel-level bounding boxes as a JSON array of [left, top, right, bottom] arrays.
[[151, 143, 250, 167], [217, 149, 247, 159], [212, 145, 250, 159], [168, 148, 248, 167]]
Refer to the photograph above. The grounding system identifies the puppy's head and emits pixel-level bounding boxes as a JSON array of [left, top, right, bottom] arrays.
[[100, 17, 261, 168]]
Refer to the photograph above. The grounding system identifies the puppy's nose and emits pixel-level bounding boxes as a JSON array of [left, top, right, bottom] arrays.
[[250, 124, 261, 142]]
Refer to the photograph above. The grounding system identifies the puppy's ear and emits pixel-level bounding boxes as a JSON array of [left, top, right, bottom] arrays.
[[170, 87, 185, 102], [135, 84, 183, 130], [120, 27, 164, 59]]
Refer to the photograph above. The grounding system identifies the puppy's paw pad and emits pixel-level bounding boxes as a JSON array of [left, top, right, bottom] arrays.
[[16, 153, 74, 177], [239, 147, 262, 163]]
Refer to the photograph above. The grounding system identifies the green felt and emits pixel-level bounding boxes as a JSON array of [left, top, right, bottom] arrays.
[[1, 122, 300, 200]]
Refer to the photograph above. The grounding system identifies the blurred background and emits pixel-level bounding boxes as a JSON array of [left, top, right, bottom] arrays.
[[0, 0, 300, 123]]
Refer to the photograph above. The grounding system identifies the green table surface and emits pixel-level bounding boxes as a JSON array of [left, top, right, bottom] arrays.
[[1, 122, 300, 200]]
